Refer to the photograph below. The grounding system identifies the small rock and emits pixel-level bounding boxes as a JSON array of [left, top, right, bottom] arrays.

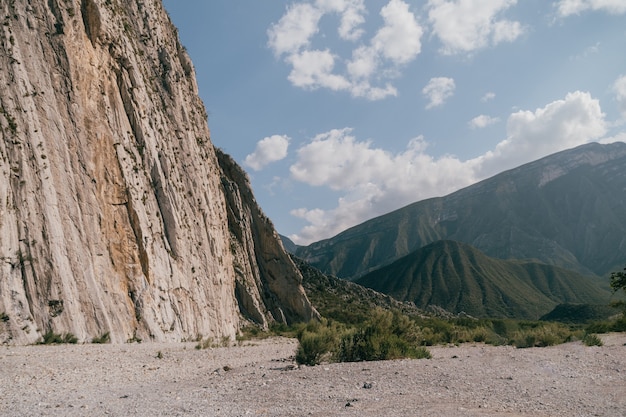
[[363, 382, 372, 389]]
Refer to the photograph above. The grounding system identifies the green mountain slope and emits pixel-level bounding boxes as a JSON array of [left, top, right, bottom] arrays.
[[292, 257, 426, 324], [355, 240, 611, 319], [296, 142, 626, 279]]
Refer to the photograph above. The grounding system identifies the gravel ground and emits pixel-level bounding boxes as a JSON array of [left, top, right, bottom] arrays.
[[1, 333, 624, 416]]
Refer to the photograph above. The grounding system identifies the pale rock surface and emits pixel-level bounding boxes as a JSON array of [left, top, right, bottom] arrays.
[[0, 0, 316, 345]]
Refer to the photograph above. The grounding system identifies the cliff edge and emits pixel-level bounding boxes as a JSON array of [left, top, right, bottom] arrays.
[[0, 0, 316, 344]]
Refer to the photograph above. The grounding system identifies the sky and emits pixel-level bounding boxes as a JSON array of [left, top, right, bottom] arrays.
[[162, 0, 626, 245]]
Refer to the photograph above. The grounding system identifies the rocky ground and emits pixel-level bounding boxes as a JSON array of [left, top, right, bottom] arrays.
[[1, 333, 624, 416]]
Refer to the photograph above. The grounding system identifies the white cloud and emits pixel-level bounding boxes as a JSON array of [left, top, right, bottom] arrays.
[[423, 77, 456, 109], [315, 0, 367, 40], [287, 49, 351, 91], [289, 132, 475, 243], [613, 74, 626, 118], [289, 91, 609, 244], [469, 114, 500, 129], [244, 135, 290, 171], [372, 0, 423, 65], [557, 0, 626, 17], [268, 0, 423, 100], [427, 0, 523, 55], [473, 91, 607, 177], [267, 3, 323, 57], [481, 92, 496, 102]]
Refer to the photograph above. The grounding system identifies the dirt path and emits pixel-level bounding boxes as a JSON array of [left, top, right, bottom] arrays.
[[1, 334, 624, 416]]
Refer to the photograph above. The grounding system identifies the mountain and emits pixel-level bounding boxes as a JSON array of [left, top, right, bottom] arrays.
[[292, 256, 427, 324], [355, 240, 611, 319], [0, 0, 316, 345], [280, 234, 299, 254], [296, 142, 626, 280]]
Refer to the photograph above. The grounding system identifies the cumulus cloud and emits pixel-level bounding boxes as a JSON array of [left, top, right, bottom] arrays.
[[288, 91, 609, 244], [267, 3, 323, 56], [268, 0, 423, 100], [427, 0, 523, 55], [287, 49, 351, 91], [556, 0, 626, 16], [423, 77, 456, 109], [469, 114, 500, 129], [244, 135, 290, 171], [372, 0, 424, 65], [613, 74, 626, 118]]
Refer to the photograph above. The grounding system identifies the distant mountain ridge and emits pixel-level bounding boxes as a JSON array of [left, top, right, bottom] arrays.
[[355, 240, 611, 319], [296, 142, 626, 280]]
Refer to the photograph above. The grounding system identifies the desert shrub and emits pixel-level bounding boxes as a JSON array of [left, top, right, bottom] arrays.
[[196, 335, 231, 350], [582, 333, 603, 346], [0, 312, 9, 322], [490, 319, 516, 338], [510, 322, 576, 348], [39, 330, 78, 344], [337, 309, 431, 362], [91, 332, 110, 344], [295, 319, 342, 365], [611, 316, 626, 332], [585, 321, 611, 334], [585, 313, 626, 333], [195, 337, 213, 350]]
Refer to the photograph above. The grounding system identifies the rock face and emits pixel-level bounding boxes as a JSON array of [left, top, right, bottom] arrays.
[[0, 0, 316, 345]]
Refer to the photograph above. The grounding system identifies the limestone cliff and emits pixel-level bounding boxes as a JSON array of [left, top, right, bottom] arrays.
[[0, 0, 316, 344]]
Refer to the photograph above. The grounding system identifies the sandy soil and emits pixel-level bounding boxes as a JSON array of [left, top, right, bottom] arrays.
[[1, 333, 624, 416]]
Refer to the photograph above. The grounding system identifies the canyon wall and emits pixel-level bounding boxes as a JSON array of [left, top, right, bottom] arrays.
[[0, 0, 316, 344]]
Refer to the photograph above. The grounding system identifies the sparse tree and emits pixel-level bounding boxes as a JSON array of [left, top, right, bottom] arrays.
[[610, 266, 626, 315]]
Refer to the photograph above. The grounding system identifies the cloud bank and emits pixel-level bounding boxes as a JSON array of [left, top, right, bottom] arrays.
[[288, 91, 609, 244], [556, 0, 626, 17]]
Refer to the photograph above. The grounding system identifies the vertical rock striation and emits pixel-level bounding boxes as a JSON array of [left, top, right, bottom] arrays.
[[0, 0, 316, 345]]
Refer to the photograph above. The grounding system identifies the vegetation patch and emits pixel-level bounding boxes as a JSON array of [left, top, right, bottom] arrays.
[[195, 335, 231, 350], [39, 330, 78, 344], [582, 333, 603, 347], [91, 332, 110, 344], [236, 261, 626, 366]]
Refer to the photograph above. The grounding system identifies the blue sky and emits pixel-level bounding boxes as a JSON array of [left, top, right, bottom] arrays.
[[162, 0, 626, 245]]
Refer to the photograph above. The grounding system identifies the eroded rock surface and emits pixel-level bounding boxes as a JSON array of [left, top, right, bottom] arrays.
[[0, 0, 316, 344]]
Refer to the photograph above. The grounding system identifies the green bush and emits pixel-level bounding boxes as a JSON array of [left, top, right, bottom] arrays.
[[0, 312, 9, 322], [582, 333, 603, 347], [337, 309, 431, 362], [39, 330, 78, 344], [510, 322, 576, 348], [91, 332, 110, 344], [295, 319, 342, 365]]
